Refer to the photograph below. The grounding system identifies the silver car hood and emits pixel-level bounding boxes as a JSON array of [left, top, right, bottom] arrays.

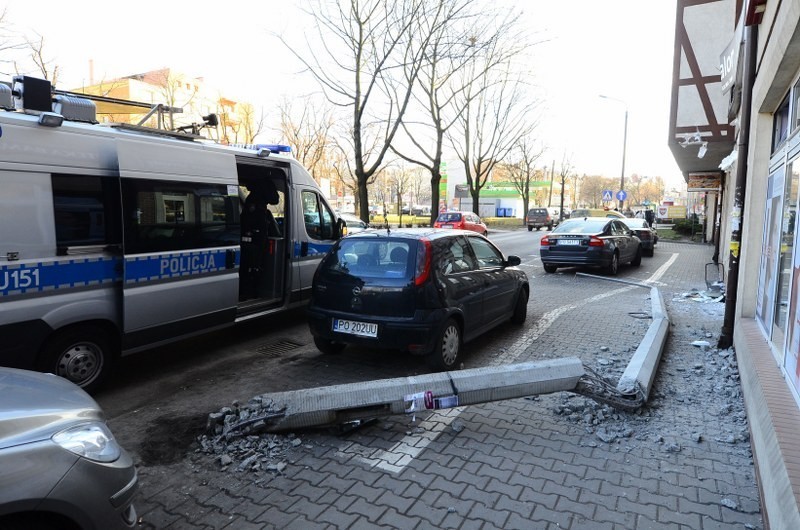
[[0, 368, 104, 449]]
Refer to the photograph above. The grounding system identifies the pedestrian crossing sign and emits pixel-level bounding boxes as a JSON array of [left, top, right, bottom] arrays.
[[602, 190, 613, 202]]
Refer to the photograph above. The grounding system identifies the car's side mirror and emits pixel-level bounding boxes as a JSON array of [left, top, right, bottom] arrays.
[[506, 255, 521, 266]]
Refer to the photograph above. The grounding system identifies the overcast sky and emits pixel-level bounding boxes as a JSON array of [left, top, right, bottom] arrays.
[[2, 0, 685, 191]]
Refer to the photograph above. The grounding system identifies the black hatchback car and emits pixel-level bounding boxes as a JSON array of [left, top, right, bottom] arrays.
[[539, 217, 642, 275], [307, 228, 529, 369]]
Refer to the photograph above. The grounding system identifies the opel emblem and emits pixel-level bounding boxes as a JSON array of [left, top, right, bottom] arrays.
[[352, 285, 362, 296]]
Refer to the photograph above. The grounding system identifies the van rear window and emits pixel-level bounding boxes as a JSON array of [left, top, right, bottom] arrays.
[[324, 239, 412, 279]]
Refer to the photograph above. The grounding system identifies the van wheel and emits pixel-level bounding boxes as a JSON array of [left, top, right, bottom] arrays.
[[427, 319, 461, 370], [511, 288, 528, 324], [605, 252, 619, 276], [314, 336, 346, 354], [543, 264, 558, 273], [37, 326, 113, 393], [527, 225, 533, 232]]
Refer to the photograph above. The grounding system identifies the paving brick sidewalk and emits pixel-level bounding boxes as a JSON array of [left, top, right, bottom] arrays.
[[133, 241, 762, 529]]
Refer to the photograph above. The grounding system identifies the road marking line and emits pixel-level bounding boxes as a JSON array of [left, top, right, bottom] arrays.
[[343, 253, 680, 473]]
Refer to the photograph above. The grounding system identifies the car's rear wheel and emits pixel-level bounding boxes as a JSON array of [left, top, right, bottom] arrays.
[[427, 319, 461, 370], [527, 225, 533, 232], [631, 246, 642, 267], [314, 336, 346, 355], [645, 247, 654, 257], [511, 288, 528, 324], [605, 252, 619, 275], [543, 264, 558, 273], [37, 325, 113, 393], [536, 226, 541, 231]]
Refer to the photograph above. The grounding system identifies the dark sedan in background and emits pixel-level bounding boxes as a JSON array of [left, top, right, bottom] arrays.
[[540, 217, 642, 275], [307, 228, 528, 370], [620, 217, 658, 256]]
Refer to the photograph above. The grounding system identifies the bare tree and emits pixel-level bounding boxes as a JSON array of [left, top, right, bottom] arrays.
[[278, 95, 334, 181], [579, 175, 617, 208], [238, 102, 266, 144], [0, 9, 27, 76], [389, 0, 493, 224], [554, 154, 574, 222], [507, 136, 543, 225], [16, 32, 59, 84], [285, 0, 448, 223], [451, 56, 534, 214]]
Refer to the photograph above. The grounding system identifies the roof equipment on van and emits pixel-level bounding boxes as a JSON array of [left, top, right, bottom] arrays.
[[0, 83, 13, 110], [175, 113, 219, 136], [8, 76, 98, 125]]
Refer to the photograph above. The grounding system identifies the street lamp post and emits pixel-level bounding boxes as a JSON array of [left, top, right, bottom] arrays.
[[599, 95, 628, 211]]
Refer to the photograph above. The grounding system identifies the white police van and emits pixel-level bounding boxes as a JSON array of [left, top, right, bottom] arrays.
[[0, 76, 342, 392]]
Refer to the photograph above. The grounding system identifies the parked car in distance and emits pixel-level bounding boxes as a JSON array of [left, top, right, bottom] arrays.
[[570, 208, 627, 219], [526, 208, 553, 231], [620, 217, 658, 256], [307, 228, 529, 369], [540, 217, 642, 275], [339, 213, 370, 235], [547, 207, 567, 225], [433, 211, 488, 236], [0, 368, 138, 530]]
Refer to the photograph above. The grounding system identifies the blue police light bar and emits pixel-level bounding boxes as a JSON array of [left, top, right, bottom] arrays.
[[255, 144, 292, 154]]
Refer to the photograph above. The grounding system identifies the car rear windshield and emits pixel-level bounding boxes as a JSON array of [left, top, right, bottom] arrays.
[[437, 213, 462, 222], [553, 219, 608, 234], [322, 238, 413, 279]]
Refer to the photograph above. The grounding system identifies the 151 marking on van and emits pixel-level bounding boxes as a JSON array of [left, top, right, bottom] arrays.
[[0, 268, 39, 291]]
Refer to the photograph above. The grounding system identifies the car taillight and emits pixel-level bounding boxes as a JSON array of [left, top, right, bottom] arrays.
[[540, 235, 550, 246], [414, 238, 432, 286], [588, 236, 604, 247]]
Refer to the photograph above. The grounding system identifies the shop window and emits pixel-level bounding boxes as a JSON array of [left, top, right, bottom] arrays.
[[793, 78, 800, 132], [773, 94, 791, 152]]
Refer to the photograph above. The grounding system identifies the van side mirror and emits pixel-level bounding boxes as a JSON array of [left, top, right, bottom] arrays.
[[335, 217, 346, 239]]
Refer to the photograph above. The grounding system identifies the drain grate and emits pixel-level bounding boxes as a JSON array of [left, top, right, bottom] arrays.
[[254, 339, 304, 358]]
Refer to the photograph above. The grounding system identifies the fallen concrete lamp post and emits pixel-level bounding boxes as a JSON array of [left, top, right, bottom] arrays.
[[209, 358, 585, 435], [208, 279, 667, 435]]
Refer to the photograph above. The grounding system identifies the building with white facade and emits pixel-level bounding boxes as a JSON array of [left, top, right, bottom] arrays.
[[669, 1, 800, 526]]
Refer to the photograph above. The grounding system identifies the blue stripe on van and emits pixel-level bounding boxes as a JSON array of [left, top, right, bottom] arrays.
[[1, 257, 121, 297], [292, 241, 334, 258], [124, 248, 235, 284]]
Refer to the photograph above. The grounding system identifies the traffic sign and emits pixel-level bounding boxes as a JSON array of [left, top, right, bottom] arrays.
[[602, 190, 613, 202], [616, 190, 627, 202]]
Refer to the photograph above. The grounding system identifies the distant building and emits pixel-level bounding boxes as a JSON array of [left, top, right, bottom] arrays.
[[70, 68, 254, 145]]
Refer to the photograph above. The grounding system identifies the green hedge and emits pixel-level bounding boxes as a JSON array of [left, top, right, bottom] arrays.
[[672, 217, 703, 235]]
